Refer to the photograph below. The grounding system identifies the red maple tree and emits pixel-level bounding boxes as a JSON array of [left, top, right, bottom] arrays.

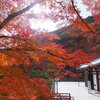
[[0, 0, 99, 99]]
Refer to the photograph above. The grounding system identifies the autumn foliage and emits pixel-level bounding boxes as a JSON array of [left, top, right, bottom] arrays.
[[0, 0, 100, 99], [0, 66, 53, 100]]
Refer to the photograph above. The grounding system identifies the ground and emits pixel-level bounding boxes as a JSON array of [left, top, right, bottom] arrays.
[[55, 82, 100, 100]]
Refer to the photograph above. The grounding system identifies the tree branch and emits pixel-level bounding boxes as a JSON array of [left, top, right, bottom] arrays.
[[0, 36, 21, 39], [54, 0, 68, 20], [0, 48, 35, 52], [0, 47, 74, 61], [47, 50, 67, 60], [0, 36, 9, 38], [0, 0, 44, 30], [70, 0, 97, 34]]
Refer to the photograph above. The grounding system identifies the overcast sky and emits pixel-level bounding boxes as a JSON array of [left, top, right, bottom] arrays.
[[30, 0, 92, 32], [76, 0, 91, 18]]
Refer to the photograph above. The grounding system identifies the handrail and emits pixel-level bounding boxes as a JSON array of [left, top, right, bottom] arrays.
[[54, 93, 74, 100]]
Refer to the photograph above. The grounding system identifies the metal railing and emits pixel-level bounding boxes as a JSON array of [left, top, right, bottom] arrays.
[[51, 79, 74, 100], [54, 93, 74, 100]]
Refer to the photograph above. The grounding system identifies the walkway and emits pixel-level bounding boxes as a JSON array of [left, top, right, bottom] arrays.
[[57, 82, 100, 100]]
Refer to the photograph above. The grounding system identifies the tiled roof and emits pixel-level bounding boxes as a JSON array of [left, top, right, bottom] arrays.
[[77, 57, 100, 69]]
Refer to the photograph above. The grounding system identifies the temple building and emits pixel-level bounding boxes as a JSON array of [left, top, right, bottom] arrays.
[[77, 58, 100, 92]]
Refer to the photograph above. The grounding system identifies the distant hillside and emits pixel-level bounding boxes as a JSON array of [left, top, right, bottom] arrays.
[[51, 16, 95, 34], [51, 16, 99, 56]]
